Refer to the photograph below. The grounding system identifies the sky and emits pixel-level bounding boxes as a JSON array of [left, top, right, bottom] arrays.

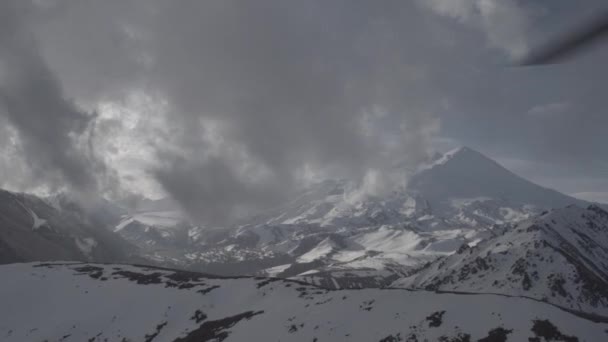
[[0, 0, 607, 224]]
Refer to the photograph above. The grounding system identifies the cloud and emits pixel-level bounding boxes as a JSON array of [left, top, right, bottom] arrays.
[[528, 102, 571, 117], [140, 1, 452, 224], [3, 0, 451, 224], [2, 0, 608, 224], [420, 0, 530, 58], [0, 0, 104, 195]]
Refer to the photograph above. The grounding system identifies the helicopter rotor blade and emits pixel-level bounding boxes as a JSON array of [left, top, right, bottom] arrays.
[[519, 11, 608, 66]]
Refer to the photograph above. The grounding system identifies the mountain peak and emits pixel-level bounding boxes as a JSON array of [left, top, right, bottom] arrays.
[[449, 146, 475, 155], [423, 146, 489, 170], [449, 146, 490, 159], [408, 147, 583, 210]]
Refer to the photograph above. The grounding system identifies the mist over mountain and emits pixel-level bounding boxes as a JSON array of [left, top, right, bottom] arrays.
[[4, 147, 592, 284]]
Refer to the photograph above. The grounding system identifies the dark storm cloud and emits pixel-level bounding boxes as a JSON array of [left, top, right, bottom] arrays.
[[26, 0, 455, 224], [141, 1, 448, 223], [0, 0, 102, 194], [3, 0, 608, 221]]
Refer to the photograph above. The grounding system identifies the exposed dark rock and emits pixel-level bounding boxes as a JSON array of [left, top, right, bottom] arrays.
[[477, 327, 512, 342], [191, 310, 207, 324], [437, 333, 471, 342], [197, 285, 220, 295], [426, 310, 446, 328], [112, 271, 163, 285], [529, 319, 578, 342], [379, 333, 402, 342], [359, 299, 375, 311], [73, 266, 105, 279], [174, 311, 264, 342], [256, 278, 281, 289], [143, 321, 167, 342]]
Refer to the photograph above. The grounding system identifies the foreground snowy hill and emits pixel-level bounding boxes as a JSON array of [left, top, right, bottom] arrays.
[[393, 205, 608, 316], [1, 262, 607, 342]]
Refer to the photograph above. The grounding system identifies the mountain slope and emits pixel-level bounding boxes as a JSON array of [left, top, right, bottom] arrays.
[[0, 189, 135, 264], [1, 262, 607, 342], [46, 192, 128, 229], [407, 147, 585, 212], [393, 205, 608, 316]]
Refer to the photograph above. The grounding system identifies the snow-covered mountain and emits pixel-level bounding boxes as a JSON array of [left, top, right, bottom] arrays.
[[0, 189, 135, 264], [407, 147, 583, 212], [105, 147, 590, 289], [393, 205, 608, 316], [2, 261, 606, 342]]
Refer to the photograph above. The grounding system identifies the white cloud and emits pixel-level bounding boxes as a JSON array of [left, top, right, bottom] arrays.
[[92, 91, 170, 198]]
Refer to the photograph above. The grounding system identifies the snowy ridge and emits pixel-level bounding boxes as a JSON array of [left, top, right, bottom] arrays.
[[1, 262, 607, 342], [393, 205, 608, 316]]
